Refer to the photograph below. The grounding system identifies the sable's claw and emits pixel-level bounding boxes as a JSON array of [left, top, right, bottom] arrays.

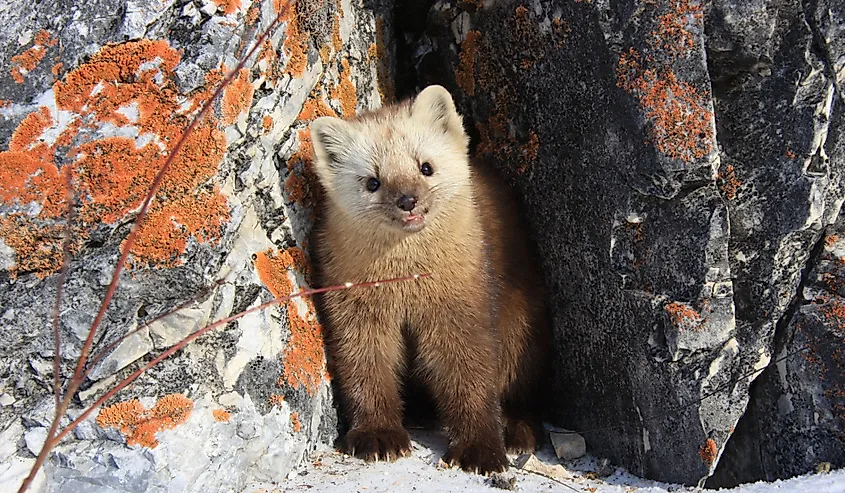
[[443, 440, 508, 475], [344, 428, 412, 462]]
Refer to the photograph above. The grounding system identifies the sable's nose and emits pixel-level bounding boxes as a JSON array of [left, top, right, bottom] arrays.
[[396, 195, 417, 212]]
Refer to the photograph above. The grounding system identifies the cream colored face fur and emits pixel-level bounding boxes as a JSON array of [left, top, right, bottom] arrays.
[[310, 85, 471, 234]]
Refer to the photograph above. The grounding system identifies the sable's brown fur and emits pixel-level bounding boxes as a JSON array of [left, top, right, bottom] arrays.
[[308, 86, 550, 475]]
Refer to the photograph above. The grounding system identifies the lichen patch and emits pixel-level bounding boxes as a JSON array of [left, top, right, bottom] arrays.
[[10, 30, 56, 83], [212, 408, 231, 422], [665, 301, 703, 331], [222, 68, 255, 125], [0, 39, 232, 276], [616, 0, 713, 162], [254, 247, 325, 396], [96, 393, 194, 448]]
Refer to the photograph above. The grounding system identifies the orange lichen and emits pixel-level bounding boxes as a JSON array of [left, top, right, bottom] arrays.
[[283, 298, 325, 395], [822, 299, 845, 326], [699, 438, 718, 466], [254, 246, 325, 396], [332, 14, 343, 52], [212, 409, 232, 422], [262, 115, 274, 132], [290, 411, 302, 432], [617, 49, 712, 161], [34, 30, 57, 47], [319, 44, 332, 64], [456, 31, 481, 96], [254, 248, 296, 298], [254, 246, 311, 295], [282, 4, 309, 77], [0, 39, 231, 276], [258, 39, 283, 82], [665, 301, 702, 331], [332, 59, 357, 116], [213, 0, 242, 15], [616, 0, 712, 162], [650, 0, 703, 58], [718, 164, 740, 200], [285, 172, 308, 203], [0, 216, 78, 276], [826, 235, 840, 247], [10, 30, 55, 83], [287, 246, 310, 276], [96, 394, 194, 448], [222, 68, 254, 125], [245, 3, 261, 25], [283, 127, 323, 207], [785, 149, 797, 159], [298, 98, 338, 121], [288, 128, 313, 168], [51, 63, 63, 77]]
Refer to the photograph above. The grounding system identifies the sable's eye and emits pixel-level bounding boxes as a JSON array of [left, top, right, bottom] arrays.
[[420, 162, 434, 176], [366, 177, 380, 192]]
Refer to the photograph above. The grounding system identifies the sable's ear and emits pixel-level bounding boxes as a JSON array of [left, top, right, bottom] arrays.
[[310, 116, 356, 181], [411, 85, 466, 140]]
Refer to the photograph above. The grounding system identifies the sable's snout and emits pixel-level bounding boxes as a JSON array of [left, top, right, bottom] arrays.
[[397, 195, 417, 212]]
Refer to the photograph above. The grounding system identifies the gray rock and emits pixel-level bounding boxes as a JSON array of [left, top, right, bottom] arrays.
[[24, 427, 48, 456], [146, 298, 213, 349], [709, 229, 845, 486], [87, 326, 154, 382], [515, 454, 573, 481], [549, 430, 586, 461], [703, 0, 845, 485]]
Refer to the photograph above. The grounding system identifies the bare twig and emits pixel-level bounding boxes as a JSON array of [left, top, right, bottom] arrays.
[[52, 273, 431, 446], [18, 273, 428, 493]]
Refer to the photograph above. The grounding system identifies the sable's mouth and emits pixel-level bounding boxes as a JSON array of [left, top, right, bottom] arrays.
[[400, 212, 426, 231], [403, 213, 424, 225]]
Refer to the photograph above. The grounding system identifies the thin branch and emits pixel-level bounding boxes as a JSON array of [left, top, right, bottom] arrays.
[[53, 273, 432, 449], [51, 167, 75, 413], [18, 272, 430, 493]]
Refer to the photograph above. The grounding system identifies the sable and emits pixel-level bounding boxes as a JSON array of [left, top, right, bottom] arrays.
[[309, 85, 551, 475]]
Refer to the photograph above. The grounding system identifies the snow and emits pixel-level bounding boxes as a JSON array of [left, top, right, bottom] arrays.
[[244, 430, 845, 493]]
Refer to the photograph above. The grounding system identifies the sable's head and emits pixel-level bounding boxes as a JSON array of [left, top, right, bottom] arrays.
[[310, 85, 470, 234]]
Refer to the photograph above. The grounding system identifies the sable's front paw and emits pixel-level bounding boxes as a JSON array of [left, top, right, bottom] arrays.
[[443, 440, 508, 475], [344, 427, 412, 462]]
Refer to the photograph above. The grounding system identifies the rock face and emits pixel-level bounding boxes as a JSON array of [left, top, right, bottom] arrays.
[[399, 0, 845, 486], [0, 0, 394, 491]]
